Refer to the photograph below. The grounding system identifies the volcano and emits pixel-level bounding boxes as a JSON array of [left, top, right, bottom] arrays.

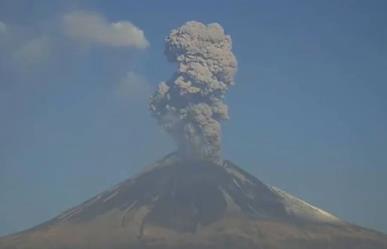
[[1, 153, 386, 249]]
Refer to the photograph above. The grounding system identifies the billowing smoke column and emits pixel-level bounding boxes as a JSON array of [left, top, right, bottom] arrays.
[[150, 21, 237, 162]]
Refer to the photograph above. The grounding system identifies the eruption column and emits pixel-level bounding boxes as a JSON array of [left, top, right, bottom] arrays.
[[150, 21, 237, 162]]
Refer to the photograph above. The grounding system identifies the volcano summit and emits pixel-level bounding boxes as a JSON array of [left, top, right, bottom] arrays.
[[1, 154, 387, 249]]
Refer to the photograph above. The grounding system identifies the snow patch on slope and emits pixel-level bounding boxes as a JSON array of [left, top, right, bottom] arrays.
[[271, 186, 342, 224], [224, 165, 251, 184], [219, 187, 241, 212]]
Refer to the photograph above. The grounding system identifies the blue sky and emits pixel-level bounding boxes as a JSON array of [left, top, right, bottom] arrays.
[[0, 0, 386, 235]]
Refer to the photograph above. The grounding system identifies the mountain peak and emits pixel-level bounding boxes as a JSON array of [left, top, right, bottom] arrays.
[[1, 155, 386, 249]]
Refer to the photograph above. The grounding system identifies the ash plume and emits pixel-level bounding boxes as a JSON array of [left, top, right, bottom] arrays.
[[150, 21, 237, 162]]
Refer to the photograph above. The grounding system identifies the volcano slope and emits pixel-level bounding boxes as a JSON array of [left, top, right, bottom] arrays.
[[1, 153, 387, 249]]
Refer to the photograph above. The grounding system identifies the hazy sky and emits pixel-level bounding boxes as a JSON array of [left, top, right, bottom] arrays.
[[0, 0, 386, 236]]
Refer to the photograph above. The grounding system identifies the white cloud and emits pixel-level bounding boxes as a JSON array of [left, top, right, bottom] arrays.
[[0, 21, 7, 34], [0, 20, 52, 71], [116, 71, 150, 100], [11, 36, 52, 69], [63, 11, 149, 49]]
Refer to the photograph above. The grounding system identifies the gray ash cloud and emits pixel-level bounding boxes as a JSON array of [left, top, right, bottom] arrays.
[[150, 21, 237, 162]]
